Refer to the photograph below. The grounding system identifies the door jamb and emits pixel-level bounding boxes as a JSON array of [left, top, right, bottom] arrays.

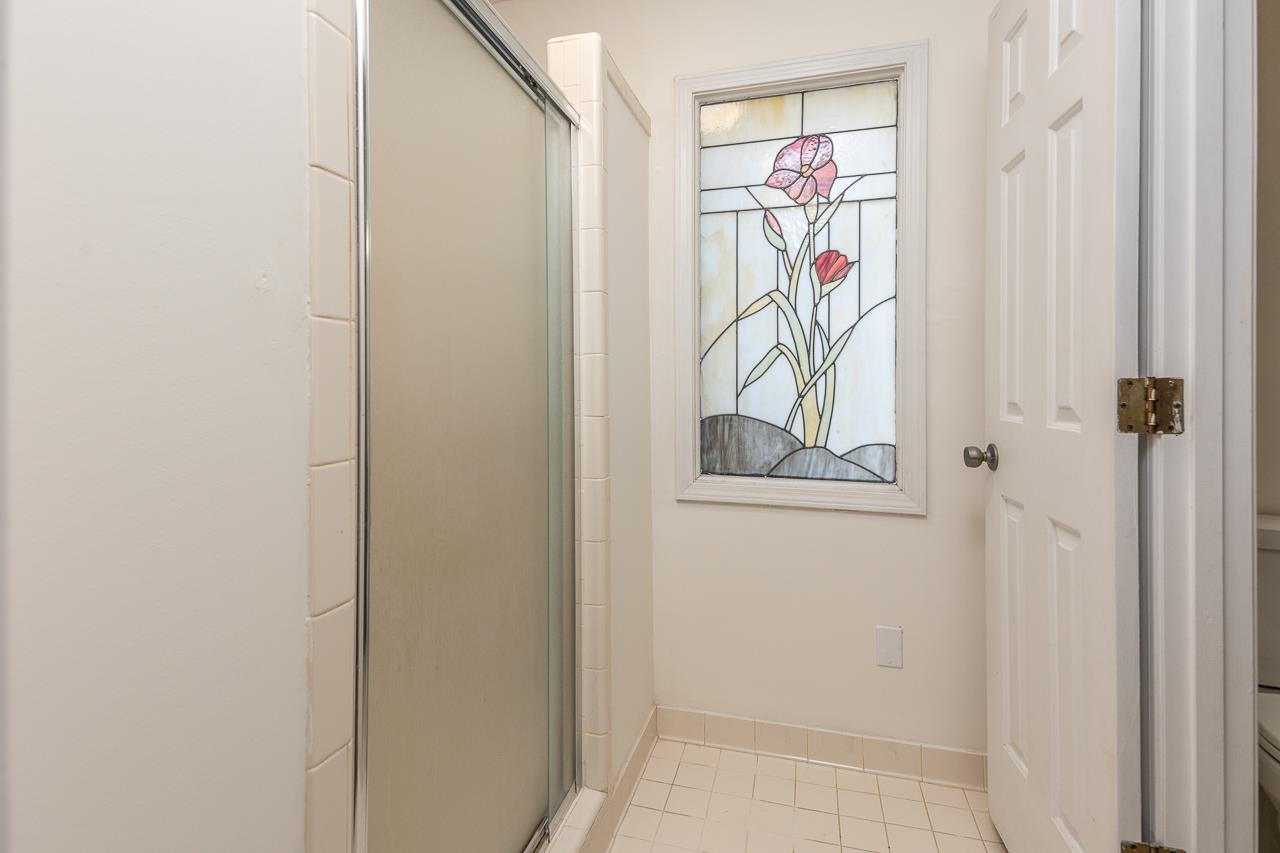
[[1140, 0, 1257, 850]]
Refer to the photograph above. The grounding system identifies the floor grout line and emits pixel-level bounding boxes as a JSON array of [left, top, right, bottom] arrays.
[[607, 738, 1005, 853]]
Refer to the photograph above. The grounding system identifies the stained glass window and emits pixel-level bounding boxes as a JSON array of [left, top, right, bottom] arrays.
[[698, 80, 899, 483]]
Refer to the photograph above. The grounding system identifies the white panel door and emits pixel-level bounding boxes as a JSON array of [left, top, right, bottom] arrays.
[[983, 0, 1141, 850]]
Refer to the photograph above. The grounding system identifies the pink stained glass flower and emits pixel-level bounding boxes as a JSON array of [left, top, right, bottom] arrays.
[[765, 135, 838, 205], [764, 210, 782, 237], [761, 209, 787, 252], [814, 250, 854, 287]]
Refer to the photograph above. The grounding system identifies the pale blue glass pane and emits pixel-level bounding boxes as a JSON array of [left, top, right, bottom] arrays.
[[771, 205, 809, 259], [701, 325, 737, 417], [700, 187, 760, 213], [699, 138, 779, 190], [802, 81, 898, 135], [746, 185, 798, 210], [826, 203, 861, 334], [736, 211, 793, 427], [834, 172, 896, 202], [701, 93, 803, 146], [700, 212, 738, 418], [828, 298, 896, 455], [860, 199, 897, 310], [737, 210, 778, 302], [700, 212, 736, 353], [828, 127, 896, 176]]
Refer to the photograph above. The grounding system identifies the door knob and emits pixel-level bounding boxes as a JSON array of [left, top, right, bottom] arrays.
[[963, 443, 999, 471]]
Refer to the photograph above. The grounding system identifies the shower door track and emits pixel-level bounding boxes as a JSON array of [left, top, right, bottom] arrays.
[[521, 818, 550, 853]]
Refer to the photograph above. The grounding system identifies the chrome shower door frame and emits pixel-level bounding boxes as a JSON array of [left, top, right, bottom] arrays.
[[352, 2, 581, 850]]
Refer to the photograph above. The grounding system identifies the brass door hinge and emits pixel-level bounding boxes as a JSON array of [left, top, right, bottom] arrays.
[[1117, 377, 1184, 435], [1122, 842, 1187, 853]]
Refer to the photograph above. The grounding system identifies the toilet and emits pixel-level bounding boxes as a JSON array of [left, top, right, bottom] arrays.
[[1260, 692, 1280, 851]]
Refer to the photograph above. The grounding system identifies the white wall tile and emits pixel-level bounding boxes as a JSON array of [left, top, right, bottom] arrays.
[[309, 461, 356, 615], [581, 540, 610, 606], [580, 291, 609, 355], [807, 728, 863, 769], [309, 168, 353, 320], [571, 288, 582, 358], [863, 737, 922, 778], [306, 743, 352, 853], [582, 604, 610, 670], [308, 15, 352, 178], [579, 165, 607, 231], [580, 354, 609, 418], [309, 318, 354, 465], [546, 42, 568, 87], [575, 33, 603, 102], [580, 416, 610, 480], [557, 80, 583, 106], [579, 228, 607, 293], [309, 0, 352, 37], [582, 666, 611, 735], [583, 732, 610, 791], [579, 100, 607, 168], [547, 37, 579, 89], [705, 712, 755, 751], [921, 746, 985, 790], [657, 707, 705, 743], [306, 4, 355, 853], [572, 352, 582, 408], [755, 720, 807, 759], [581, 477, 610, 542], [309, 601, 355, 764]]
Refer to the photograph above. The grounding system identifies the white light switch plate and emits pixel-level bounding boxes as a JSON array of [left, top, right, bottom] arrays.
[[875, 624, 903, 668]]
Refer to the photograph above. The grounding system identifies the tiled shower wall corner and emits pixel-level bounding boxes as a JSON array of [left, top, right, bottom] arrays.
[[549, 32, 612, 793], [305, 1, 358, 852]]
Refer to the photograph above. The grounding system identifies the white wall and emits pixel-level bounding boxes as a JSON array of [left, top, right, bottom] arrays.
[[500, 0, 990, 751], [605, 72, 656, 783], [4, 1, 311, 850]]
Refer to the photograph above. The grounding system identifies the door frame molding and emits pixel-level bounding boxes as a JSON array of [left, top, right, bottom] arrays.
[[1140, 0, 1256, 849]]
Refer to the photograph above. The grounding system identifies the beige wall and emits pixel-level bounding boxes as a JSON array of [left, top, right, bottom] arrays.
[[1261, 0, 1280, 515], [605, 72, 657, 783], [4, 1, 311, 850], [500, 0, 990, 750]]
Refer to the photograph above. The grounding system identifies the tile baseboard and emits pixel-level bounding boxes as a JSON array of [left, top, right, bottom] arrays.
[[655, 705, 986, 790]]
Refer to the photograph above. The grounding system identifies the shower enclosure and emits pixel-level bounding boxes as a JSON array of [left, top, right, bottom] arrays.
[[356, 0, 578, 849]]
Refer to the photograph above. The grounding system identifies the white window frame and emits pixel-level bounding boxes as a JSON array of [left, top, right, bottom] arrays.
[[673, 41, 929, 514]]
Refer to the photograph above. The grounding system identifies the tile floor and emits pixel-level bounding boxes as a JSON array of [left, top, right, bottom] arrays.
[[608, 739, 1006, 853]]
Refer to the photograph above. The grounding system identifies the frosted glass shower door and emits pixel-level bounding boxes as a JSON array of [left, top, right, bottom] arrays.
[[364, 0, 576, 850]]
